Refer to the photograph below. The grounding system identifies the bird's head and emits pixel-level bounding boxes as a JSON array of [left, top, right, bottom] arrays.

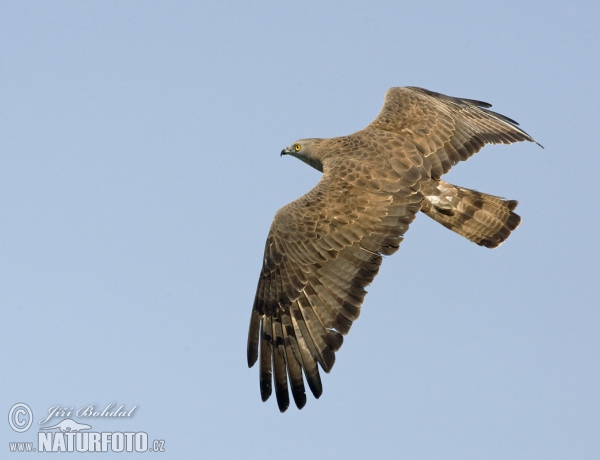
[[281, 138, 324, 172]]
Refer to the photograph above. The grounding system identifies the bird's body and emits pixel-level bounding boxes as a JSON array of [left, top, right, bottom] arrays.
[[248, 86, 539, 412]]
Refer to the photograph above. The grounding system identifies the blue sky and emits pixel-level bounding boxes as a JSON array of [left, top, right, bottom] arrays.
[[1, 1, 598, 459]]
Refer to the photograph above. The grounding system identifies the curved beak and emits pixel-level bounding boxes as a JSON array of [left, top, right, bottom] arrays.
[[280, 147, 290, 157]]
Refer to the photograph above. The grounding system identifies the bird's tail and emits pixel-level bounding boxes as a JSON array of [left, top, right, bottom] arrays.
[[421, 181, 521, 248]]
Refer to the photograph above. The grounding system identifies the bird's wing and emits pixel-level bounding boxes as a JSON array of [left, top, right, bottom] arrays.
[[248, 170, 422, 412], [365, 86, 539, 179]]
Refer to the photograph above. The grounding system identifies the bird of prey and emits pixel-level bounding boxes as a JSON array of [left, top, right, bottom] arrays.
[[247, 86, 539, 412]]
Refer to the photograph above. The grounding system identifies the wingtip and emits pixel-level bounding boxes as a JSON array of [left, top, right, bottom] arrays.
[[293, 395, 307, 410], [260, 382, 272, 402], [247, 350, 258, 368], [276, 389, 290, 412]]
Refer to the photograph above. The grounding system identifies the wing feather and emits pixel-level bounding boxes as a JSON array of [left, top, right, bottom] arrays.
[[281, 311, 307, 409]]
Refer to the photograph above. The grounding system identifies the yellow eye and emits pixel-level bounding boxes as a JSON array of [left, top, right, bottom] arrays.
[[294, 144, 301, 152]]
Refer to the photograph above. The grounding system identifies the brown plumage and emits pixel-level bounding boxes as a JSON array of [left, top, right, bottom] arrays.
[[248, 86, 540, 412]]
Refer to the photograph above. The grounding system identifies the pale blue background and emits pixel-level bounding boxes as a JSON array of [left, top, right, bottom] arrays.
[[1, 1, 599, 459]]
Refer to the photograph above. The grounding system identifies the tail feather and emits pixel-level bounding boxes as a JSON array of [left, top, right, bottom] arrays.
[[422, 181, 521, 248]]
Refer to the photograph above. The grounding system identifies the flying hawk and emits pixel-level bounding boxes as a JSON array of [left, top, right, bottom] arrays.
[[247, 86, 539, 412]]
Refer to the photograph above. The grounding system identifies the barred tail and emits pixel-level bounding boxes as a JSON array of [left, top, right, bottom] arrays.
[[422, 181, 521, 248]]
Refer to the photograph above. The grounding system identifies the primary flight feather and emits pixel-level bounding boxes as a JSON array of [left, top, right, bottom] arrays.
[[247, 86, 539, 412]]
